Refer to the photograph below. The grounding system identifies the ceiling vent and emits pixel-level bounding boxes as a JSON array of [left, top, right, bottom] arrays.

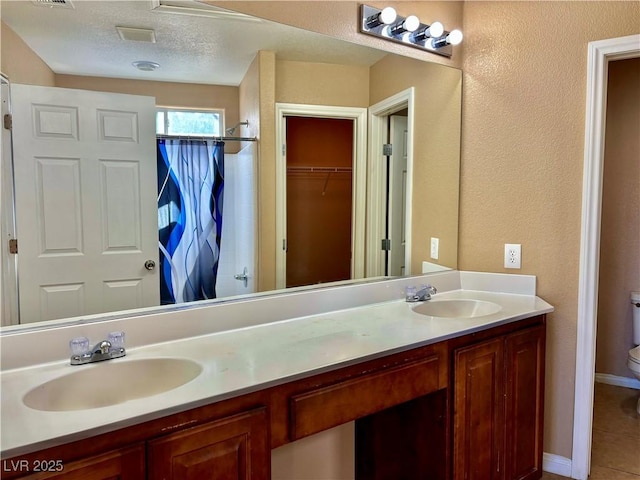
[[31, 0, 74, 9], [116, 26, 157, 43]]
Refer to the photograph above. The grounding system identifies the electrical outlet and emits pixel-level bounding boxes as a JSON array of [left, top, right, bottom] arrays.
[[504, 243, 521, 269], [430, 237, 439, 260]]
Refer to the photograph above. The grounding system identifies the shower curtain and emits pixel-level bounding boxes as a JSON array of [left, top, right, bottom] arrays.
[[157, 138, 224, 304]]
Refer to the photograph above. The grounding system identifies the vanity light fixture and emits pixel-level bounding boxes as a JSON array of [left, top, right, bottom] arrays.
[[359, 4, 463, 58]]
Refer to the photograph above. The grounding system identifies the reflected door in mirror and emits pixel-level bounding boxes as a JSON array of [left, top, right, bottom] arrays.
[[11, 85, 159, 324]]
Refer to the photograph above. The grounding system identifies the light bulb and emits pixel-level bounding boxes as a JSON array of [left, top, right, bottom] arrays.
[[365, 6, 397, 28], [448, 29, 464, 46], [404, 15, 420, 32], [432, 29, 464, 48], [411, 21, 444, 42], [379, 7, 397, 25], [428, 22, 445, 38], [390, 15, 420, 36]]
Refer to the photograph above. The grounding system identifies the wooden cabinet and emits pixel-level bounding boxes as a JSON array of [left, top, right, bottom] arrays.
[[504, 326, 546, 480], [7, 409, 268, 480], [453, 325, 545, 480], [147, 407, 269, 480], [291, 355, 442, 440], [18, 444, 144, 480]]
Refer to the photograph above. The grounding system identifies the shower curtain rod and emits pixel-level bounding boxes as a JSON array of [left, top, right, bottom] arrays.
[[157, 134, 257, 142]]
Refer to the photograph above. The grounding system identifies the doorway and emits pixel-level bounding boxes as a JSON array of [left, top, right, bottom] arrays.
[[285, 116, 353, 288], [386, 113, 409, 277], [573, 34, 640, 480], [275, 103, 367, 290], [367, 88, 414, 278]]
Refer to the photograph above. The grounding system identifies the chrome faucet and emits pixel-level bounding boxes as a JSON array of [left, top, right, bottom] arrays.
[[69, 332, 126, 365], [405, 284, 437, 302]]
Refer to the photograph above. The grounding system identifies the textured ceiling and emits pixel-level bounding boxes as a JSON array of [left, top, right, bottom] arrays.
[[0, 0, 387, 86]]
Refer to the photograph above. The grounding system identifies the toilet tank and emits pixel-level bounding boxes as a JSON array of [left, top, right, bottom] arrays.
[[632, 292, 640, 345]]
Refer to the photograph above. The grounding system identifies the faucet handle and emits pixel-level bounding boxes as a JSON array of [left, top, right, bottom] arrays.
[[405, 285, 418, 302], [422, 284, 437, 294], [108, 331, 125, 351], [69, 337, 90, 356]]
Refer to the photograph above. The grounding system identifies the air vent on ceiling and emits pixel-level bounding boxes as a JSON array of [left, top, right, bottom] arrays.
[[31, 0, 74, 8], [116, 26, 157, 43]]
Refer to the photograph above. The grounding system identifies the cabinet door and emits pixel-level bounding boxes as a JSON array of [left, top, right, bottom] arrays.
[[454, 338, 505, 480], [19, 444, 144, 480], [147, 407, 269, 480], [504, 325, 545, 480]]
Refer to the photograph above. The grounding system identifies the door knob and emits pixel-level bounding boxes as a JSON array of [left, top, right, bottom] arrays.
[[144, 260, 156, 271]]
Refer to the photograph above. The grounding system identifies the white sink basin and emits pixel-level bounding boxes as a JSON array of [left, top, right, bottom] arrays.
[[23, 358, 202, 411], [412, 299, 502, 318]]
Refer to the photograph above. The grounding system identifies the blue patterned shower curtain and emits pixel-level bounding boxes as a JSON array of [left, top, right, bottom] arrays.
[[157, 139, 224, 304]]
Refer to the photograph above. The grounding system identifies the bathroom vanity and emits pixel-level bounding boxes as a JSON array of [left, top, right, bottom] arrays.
[[0, 272, 552, 480]]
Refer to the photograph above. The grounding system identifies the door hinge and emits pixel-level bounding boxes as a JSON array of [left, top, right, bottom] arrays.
[[383, 143, 392, 156], [381, 238, 391, 251], [3, 113, 12, 130], [283, 239, 288, 251], [282, 144, 286, 156], [8, 238, 17, 254]]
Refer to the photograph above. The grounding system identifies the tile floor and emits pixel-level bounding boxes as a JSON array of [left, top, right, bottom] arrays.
[[541, 383, 640, 480]]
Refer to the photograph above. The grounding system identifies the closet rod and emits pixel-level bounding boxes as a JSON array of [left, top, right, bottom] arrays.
[[157, 134, 257, 142], [287, 166, 352, 173]]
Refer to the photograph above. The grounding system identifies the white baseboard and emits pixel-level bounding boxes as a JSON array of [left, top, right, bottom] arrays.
[[543, 453, 572, 478], [595, 373, 640, 390]]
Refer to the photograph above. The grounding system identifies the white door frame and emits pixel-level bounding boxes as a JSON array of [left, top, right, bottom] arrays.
[[275, 103, 367, 289], [0, 74, 19, 326], [366, 87, 415, 278], [572, 34, 640, 480]]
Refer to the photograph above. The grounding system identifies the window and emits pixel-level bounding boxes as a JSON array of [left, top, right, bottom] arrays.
[[156, 107, 224, 137]]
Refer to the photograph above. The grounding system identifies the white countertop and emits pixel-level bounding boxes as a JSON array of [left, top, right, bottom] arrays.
[[1, 286, 553, 458]]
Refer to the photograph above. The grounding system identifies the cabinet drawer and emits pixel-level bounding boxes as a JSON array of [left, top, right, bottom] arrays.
[[290, 355, 442, 440]]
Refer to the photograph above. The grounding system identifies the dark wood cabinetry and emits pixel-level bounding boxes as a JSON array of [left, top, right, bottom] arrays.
[[3, 316, 546, 480], [453, 325, 545, 480], [147, 407, 269, 480], [18, 445, 144, 480], [504, 325, 545, 480], [454, 337, 505, 480]]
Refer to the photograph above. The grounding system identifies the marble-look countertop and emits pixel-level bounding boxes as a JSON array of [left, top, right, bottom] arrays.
[[1, 286, 553, 458]]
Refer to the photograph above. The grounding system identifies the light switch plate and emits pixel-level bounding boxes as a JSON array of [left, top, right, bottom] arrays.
[[430, 237, 439, 260]]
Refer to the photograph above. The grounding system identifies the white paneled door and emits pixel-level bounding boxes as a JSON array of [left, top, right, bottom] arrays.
[[11, 85, 158, 323]]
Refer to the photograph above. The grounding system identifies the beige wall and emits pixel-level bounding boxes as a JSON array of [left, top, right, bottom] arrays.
[[276, 60, 369, 107], [256, 51, 277, 292], [460, 1, 640, 458], [370, 55, 461, 271], [0, 21, 55, 86], [596, 58, 640, 378]]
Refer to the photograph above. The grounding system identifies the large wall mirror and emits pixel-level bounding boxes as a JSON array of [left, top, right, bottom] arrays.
[[0, 0, 461, 331]]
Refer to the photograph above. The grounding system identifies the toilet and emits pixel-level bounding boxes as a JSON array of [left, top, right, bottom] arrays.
[[627, 291, 640, 414]]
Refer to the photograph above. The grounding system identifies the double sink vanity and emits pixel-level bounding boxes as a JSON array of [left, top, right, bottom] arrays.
[[0, 270, 553, 479]]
